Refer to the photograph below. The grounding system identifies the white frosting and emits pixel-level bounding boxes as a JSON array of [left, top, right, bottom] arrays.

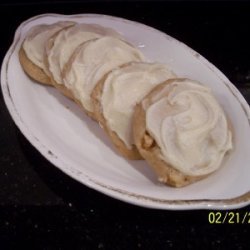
[[63, 36, 146, 112], [101, 62, 176, 148], [46, 23, 121, 84], [145, 79, 233, 176], [22, 21, 74, 71]]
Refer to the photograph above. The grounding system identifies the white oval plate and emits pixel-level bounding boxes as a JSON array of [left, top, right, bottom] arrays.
[[1, 13, 250, 210]]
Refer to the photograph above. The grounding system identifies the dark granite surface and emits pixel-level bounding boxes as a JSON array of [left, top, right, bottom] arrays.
[[0, 1, 250, 249]]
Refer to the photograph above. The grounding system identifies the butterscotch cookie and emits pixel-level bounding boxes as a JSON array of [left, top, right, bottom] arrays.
[[19, 21, 74, 85], [133, 78, 233, 187], [19, 47, 51, 85], [63, 37, 146, 119], [45, 23, 122, 85], [91, 62, 176, 159]]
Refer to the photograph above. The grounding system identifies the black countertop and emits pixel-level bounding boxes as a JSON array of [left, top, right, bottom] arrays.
[[0, 1, 250, 249]]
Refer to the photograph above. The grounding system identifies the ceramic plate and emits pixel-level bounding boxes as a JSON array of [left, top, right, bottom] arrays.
[[1, 13, 250, 210]]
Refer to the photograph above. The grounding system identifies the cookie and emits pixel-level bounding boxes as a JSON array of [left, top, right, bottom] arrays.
[[19, 47, 52, 85], [92, 62, 176, 159], [19, 21, 74, 85], [45, 23, 121, 85], [133, 78, 233, 187], [63, 37, 146, 119]]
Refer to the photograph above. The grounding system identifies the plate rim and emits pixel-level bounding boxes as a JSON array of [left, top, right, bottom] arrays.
[[1, 13, 250, 210]]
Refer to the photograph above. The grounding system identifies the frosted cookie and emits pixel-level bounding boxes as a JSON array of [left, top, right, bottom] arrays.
[[133, 78, 233, 186], [63, 36, 146, 119], [19, 21, 75, 85], [46, 23, 122, 85], [92, 62, 176, 159]]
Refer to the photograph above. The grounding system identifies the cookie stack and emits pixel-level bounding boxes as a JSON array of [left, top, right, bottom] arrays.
[[19, 21, 233, 187]]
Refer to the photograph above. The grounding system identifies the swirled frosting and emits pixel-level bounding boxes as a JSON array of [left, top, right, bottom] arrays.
[[101, 62, 176, 148], [145, 79, 233, 176], [46, 23, 121, 84], [22, 21, 74, 71], [63, 37, 145, 112]]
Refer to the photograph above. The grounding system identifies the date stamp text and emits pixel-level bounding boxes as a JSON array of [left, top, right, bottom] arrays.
[[208, 211, 250, 224]]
